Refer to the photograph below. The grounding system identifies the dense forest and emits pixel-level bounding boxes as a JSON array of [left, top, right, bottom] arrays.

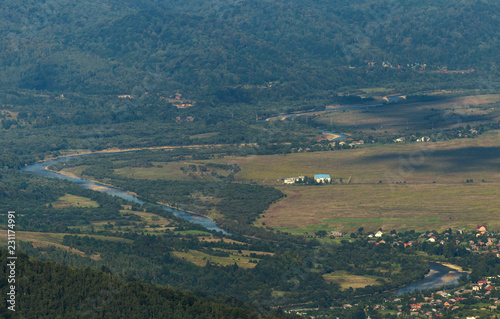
[[0, 250, 293, 319], [0, 0, 498, 97]]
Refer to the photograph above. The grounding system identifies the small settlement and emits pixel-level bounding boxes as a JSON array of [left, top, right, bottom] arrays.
[[281, 174, 332, 184]]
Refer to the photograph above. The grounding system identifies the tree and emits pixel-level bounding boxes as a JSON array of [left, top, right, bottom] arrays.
[[315, 230, 327, 237]]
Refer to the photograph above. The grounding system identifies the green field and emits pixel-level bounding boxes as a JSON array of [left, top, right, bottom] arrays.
[[172, 249, 260, 269]]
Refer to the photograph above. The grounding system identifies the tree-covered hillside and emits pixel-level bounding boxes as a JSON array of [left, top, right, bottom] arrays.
[[0, 250, 291, 319], [1, 0, 498, 97]]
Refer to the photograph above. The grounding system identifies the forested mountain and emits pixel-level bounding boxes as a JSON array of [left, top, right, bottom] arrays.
[[1, 0, 498, 97], [0, 250, 291, 319]]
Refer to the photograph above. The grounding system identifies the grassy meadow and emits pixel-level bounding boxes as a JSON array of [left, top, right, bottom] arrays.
[[222, 131, 500, 233]]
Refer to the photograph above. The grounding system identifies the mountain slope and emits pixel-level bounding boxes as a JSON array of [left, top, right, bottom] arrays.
[[0, 0, 498, 96], [0, 250, 289, 319]]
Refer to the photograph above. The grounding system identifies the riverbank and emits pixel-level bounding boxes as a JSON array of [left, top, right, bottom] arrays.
[[45, 166, 140, 197], [430, 261, 468, 273], [396, 262, 467, 296]]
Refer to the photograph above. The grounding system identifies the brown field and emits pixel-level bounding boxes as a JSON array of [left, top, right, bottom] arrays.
[[0, 229, 134, 260], [114, 162, 187, 180], [262, 182, 500, 233], [51, 194, 99, 208], [231, 131, 499, 233], [121, 209, 173, 228], [113, 161, 231, 182], [0, 230, 86, 256]]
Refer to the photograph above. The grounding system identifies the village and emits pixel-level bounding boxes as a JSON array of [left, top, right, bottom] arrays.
[[313, 226, 500, 318]]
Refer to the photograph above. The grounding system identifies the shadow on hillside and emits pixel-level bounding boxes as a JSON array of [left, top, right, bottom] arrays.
[[355, 146, 500, 173]]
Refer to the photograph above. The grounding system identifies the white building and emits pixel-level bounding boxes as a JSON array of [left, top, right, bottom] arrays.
[[314, 174, 331, 183]]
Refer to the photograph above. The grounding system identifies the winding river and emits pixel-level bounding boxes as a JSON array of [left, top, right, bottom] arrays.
[[22, 152, 466, 295], [21, 153, 226, 233], [396, 262, 467, 296]]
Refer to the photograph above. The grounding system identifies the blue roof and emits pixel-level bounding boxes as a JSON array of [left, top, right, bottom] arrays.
[[314, 174, 331, 178]]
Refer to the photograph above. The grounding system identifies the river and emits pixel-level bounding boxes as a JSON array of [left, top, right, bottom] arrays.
[[396, 262, 467, 296], [21, 153, 226, 234], [22, 153, 466, 295]]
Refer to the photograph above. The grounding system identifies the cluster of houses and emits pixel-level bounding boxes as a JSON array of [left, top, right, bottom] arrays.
[[388, 282, 500, 317], [392, 126, 484, 144], [363, 226, 500, 257], [337, 140, 365, 148], [304, 226, 500, 318], [281, 174, 332, 184], [338, 278, 500, 318]]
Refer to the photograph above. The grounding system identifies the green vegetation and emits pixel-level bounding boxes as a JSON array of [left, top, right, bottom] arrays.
[[0, 0, 499, 317], [1, 0, 498, 98], [0, 250, 289, 319]]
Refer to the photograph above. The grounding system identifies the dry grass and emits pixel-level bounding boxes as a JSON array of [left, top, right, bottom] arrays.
[[171, 249, 259, 269], [0, 230, 86, 256], [51, 194, 99, 208], [262, 182, 500, 233], [224, 131, 500, 233], [322, 271, 383, 290], [113, 161, 225, 182], [220, 130, 500, 185], [0, 229, 133, 261], [121, 209, 173, 228]]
